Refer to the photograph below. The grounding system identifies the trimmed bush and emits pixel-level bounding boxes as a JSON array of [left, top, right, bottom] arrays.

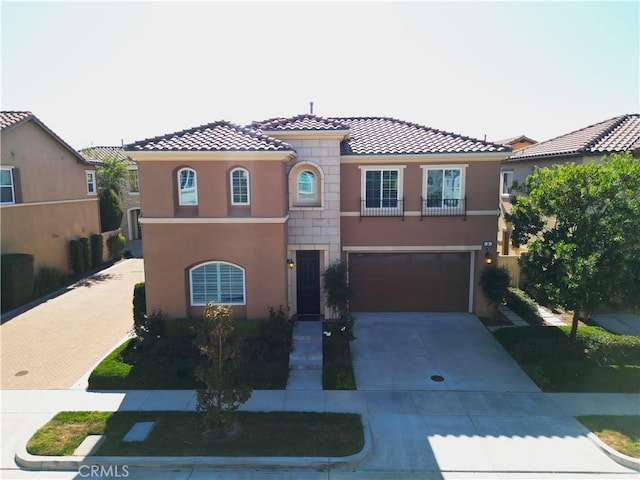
[[90, 233, 104, 268], [99, 189, 123, 232], [133, 281, 146, 338], [1, 253, 34, 311], [79, 237, 90, 271], [505, 287, 544, 325], [107, 233, 126, 260], [33, 266, 67, 297]]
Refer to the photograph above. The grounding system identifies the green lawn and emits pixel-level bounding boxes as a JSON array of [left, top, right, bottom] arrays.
[[493, 326, 640, 392], [578, 416, 640, 458], [89, 317, 292, 390], [27, 411, 364, 457]]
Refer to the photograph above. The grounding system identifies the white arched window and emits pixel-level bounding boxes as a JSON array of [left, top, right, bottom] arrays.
[[230, 168, 250, 205], [177, 168, 197, 205], [297, 170, 317, 203], [190, 261, 246, 305]]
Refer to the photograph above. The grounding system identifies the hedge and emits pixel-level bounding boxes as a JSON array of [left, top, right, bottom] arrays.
[[1, 253, 34, 311], [505, 287, 544, 325]]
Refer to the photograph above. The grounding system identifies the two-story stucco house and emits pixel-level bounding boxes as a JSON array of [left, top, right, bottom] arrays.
[[124, 115, 511, 320], [0, 111, 101, 274], [499, 114, 640, 256]]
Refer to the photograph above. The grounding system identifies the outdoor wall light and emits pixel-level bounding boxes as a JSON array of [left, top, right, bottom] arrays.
[[287, 258, 295, 269], [484, 248, 493, 265]]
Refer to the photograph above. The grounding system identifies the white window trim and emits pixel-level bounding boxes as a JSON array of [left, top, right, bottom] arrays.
[[420, 164, 467, 210], [127, 168, 139, 194], [1, 166, 16, 204], [359, 166, 405, 213], [501, 170, 514, 197], [85, 170, 97, 196], [297, 170, 318, 204], [230, 167, 250, 206], [289, 161, 324, 209], [177, 167, 197, 206], [189, 261, 246, 306]]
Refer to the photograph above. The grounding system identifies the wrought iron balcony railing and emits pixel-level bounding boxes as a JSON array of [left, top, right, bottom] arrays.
[[421, 196, 466, 220], [360, 198, 405, 220]]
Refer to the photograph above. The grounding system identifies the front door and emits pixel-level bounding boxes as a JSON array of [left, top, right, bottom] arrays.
[[296, 250, 320, 315]]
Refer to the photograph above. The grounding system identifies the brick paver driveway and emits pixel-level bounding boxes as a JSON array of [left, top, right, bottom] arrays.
[[0, 259, 144, 389]]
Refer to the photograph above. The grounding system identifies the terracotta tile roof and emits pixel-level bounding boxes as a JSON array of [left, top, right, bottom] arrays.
[[256, 114, 351, 131], [1, 110, 91, 165], [495, 135, 537, 146], [124, 121, 294, 152], [334, 117, 511, 155], [0, 111, 33, 130], [80, 146, 132, 165], [506, 114, 640, 162]]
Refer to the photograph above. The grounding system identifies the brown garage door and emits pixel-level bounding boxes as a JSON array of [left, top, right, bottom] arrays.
[[349, 252, 470, 312]]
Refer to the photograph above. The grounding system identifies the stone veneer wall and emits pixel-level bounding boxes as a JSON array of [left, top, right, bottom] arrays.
[[287, 138, 341, 265]]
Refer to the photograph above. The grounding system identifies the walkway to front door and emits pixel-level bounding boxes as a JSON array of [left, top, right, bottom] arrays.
[[296, 250, 320, 316]]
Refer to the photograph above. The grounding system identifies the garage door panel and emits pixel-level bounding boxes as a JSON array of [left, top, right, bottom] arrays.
[[349, 252, 469, 312]]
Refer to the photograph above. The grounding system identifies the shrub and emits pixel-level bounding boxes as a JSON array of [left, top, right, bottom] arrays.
[[78, 237, 90, 271], [480, 266, 511, 314], [323, 262, 351, 318], [90, 233, 104, 268], [505, 287, 544, 325], [33, 266, 67, 297], [1, 253, 34, 311], [569, 326, 640, 366], [69, 238, 90, 275], [99, 189, 123, 232], [132, 281, 146, 338], [107, 233, 126, 260]]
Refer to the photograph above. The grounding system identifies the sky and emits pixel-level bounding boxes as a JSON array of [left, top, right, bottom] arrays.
[[1, 1, 638, 150]]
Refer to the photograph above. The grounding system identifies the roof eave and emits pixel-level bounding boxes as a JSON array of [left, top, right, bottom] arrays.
[[124, 149, 297, 162]]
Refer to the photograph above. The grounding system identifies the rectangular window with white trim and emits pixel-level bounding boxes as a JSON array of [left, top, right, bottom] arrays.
[[1, 167, 15, 204], [86, 171, 96, 195], [501, 170, 514, 196]]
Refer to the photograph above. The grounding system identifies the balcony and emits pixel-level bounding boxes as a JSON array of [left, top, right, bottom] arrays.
[[421, 196, 466, 220], [360, 198, 405, 220]]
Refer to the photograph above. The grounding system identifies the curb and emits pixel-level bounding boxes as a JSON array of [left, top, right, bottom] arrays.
[[15, 415, 372, 472], [587, 432, 640, 472]]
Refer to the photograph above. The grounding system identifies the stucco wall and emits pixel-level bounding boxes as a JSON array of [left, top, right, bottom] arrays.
[[1, 120, 101, 273], [1, 199, 101, 273], [141, 222, 288, 320], [1, 121, 95, 202], [138, 160, 287, 218]]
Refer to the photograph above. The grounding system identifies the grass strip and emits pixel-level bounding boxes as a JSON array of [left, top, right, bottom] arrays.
[[578, 415, 640, 458], [28, 411, 364, 457]]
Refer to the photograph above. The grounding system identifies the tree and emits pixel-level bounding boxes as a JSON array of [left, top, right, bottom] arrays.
[[96, 155, 127, 196], [84, 154, 126, 232], [506, 153, 640, 338], [194, 303, 252, 435], [479, 266, 511, 319]]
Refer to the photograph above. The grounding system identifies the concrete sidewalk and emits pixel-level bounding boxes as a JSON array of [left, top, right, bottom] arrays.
[[3, 388, 639, 479]]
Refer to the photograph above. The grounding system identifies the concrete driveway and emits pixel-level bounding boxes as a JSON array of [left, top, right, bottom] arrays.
[[351, 312, 539, 392], [0, 259, 144, 389]]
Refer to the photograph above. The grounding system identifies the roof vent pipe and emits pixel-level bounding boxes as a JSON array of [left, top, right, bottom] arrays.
[[310, 101, 314, 115]]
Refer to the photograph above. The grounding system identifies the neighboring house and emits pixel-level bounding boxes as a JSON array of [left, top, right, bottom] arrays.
[[80, 146, 141, 241], [124, 115, 511, 320], [498, 114, 640, 256], [495, 135, 537, 151], [0, 111, 101, 274]]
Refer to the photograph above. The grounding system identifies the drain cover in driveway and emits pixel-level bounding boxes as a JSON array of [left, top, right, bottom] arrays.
[[430, 375, 445, 382]]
